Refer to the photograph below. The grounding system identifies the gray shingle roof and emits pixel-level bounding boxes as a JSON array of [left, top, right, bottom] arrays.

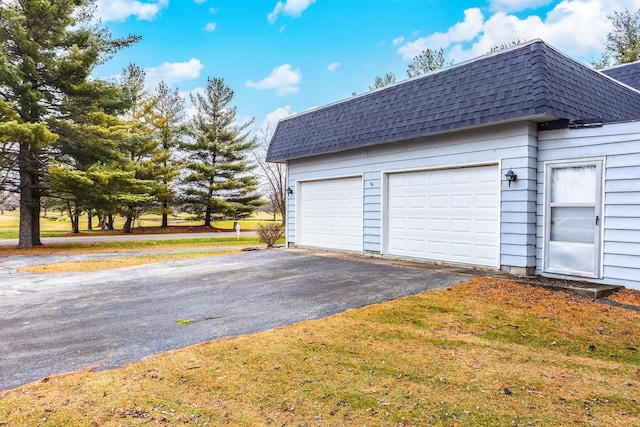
[[601, 61, 640, 91], [267, 40, 640, 162]]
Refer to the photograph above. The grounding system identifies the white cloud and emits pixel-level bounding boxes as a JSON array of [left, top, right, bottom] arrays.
[[397, 8, 484, 59], [392, 36, 405, 46], [146, 58, 204, 87], [95, 0, 168, 22], [268, 0, 316, 23], [396, 1, 640, 65], [246, 64, 302, 96], [259, 105, 294, 135], [327, 62, 340, 71], [489, 0, 555, 13], [204, 22, 216, 31]]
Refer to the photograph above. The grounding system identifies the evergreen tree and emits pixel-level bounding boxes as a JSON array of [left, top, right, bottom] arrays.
[[0, 98, 54, 205], [182, 77, 262, 227], [144, 81, 187, 228], [118, 64, 157, 233], [47, 110, 132, 233], [0, 0, 139, 247]]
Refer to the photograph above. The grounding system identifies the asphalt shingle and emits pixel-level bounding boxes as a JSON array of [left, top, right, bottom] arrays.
[[267, 40, 640, 162], [601, 61, 640, 91]]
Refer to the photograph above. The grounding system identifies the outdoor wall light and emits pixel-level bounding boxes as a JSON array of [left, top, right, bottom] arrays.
[[286, 187, 294, 195], [505, 169, 517, 187]]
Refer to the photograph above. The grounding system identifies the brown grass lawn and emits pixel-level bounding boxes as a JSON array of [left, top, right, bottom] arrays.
[[0, 236, 266, 273], [0, 278, 639, 426], [17, 249, 242, 273]]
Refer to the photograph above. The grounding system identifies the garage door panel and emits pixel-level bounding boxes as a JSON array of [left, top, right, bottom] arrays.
[[451, 219, 471, 232], [429, 218, 447, 231], [429, 195, 447, 208], [428, 241, 447, 255], [299, 177, 363, 252], [451, 242, 471, 257], [409, 195, 426, 208], [387, 165, 500, 267]]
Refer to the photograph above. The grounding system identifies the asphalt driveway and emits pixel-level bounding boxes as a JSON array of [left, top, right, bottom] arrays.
[[0, 249, 469, 391]]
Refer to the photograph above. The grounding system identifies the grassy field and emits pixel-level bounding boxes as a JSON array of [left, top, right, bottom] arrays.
[[0, 278, 638, 426], [0, 210, 73, 238], [0, 208, 284, 273], [0, 210, 281, 239]]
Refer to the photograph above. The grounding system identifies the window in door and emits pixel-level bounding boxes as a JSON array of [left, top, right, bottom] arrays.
[[544, 160, 603, 278]]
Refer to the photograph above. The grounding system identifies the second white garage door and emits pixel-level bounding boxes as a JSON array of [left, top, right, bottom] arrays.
[[386, 165, 500, 267], [298, 177, 363, 252]]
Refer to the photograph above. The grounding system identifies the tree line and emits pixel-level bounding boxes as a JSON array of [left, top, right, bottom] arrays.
[[0, 1, 265, 248]]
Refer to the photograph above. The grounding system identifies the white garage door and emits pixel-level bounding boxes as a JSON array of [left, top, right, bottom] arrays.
[[386, 165, 500, 267], [299, 177, 363, 251]]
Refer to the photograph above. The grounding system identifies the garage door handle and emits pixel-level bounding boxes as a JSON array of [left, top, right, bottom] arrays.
[[595, 216, 599, 226]]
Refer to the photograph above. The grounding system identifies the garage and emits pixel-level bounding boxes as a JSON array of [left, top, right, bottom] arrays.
[[386, 165, 500, 267], [298, 177, 363, 251]]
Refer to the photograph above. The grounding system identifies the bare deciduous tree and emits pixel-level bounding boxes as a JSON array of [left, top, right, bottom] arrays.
[[406, 48, 452, 78], [369, 72, 397, 90], [253, 122, 286, 225], [593, 9, 640, 69]]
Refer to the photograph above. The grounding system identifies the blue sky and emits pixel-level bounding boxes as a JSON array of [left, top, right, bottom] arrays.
[[92, 0, 640, 136]]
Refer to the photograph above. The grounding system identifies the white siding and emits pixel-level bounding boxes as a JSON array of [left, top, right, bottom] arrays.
[[287, 122, 538, 270], [538, 121, 640, 289], [363, 171, 382, 252]]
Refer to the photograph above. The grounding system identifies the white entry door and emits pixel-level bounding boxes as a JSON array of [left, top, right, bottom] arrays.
[[298, 177, 363, 252], [386, 165, 500, 267], [544, 160, 603, 278]]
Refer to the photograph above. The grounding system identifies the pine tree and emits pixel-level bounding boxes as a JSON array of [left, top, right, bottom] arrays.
[[0, 0, 139, 247], [117, 64, 157, 233], [47, 110, 133, 233], [182, 77, 262, 227], [144, 81, 187, 228]]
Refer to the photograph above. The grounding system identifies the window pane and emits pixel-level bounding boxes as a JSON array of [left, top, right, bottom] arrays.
[[550, 166, 596, 204], [550, 207, 594, 243]]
